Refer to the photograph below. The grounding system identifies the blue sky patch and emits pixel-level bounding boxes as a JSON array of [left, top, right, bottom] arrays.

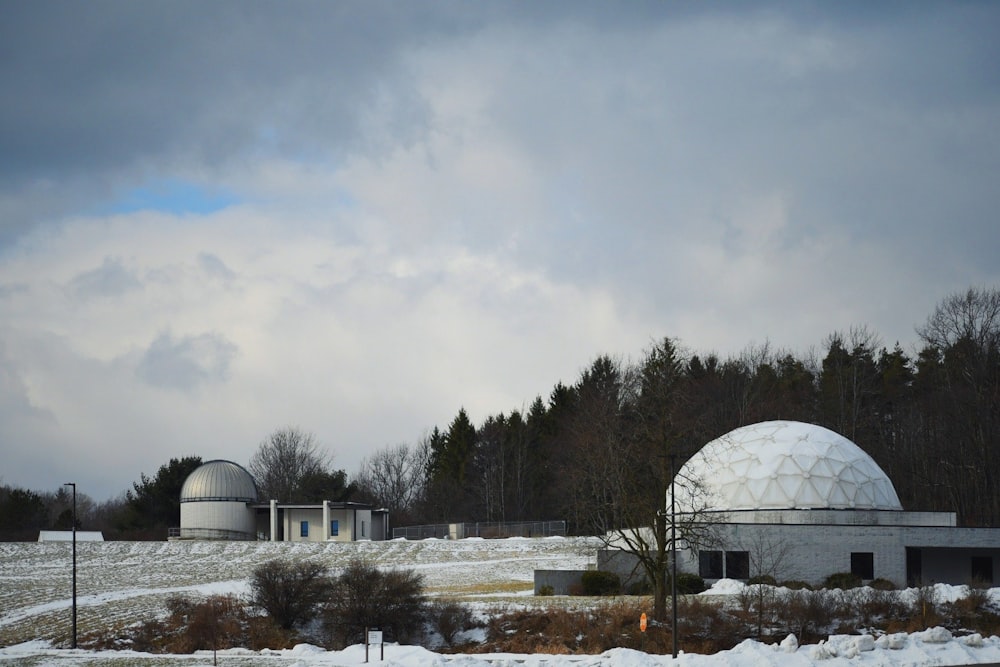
[[107, 180, 239, 215]]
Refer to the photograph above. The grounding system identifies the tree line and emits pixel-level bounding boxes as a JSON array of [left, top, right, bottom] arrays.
[[3, 286, 997, 540], [354, 286, 1000, 530]]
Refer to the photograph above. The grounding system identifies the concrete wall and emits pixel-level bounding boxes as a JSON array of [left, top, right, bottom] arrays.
[[534, 569, 588, 595]]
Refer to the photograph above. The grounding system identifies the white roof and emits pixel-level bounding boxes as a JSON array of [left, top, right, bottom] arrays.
[[38, 531, 105, 541], [678, 420, 902, 512]]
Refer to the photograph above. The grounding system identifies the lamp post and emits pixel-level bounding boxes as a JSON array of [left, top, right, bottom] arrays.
[[669, 453, 678, 659], [63, 482, 77, 649]]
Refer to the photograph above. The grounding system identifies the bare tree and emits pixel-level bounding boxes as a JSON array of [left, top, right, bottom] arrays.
[[737, 531, 793, 638], [589, 339, 722, 621], [355, 441, 427, 522], [249, 427, 332, 502]]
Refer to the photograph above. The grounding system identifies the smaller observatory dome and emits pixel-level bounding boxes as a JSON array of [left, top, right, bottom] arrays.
[[180, 460, 258, 503], [679, 421, 902, 512]]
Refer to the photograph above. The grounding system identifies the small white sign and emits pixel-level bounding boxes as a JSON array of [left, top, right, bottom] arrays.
[[367, 630, 383, 645]]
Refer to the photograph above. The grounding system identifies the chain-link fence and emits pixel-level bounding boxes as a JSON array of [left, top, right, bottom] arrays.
[[392, 520, 566, 540]]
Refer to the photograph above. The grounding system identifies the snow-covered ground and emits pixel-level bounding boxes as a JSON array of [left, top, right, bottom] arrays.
[[2, 537, 1000, 666]]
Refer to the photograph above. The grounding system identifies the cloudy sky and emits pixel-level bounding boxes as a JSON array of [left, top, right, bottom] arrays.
[[1, 2, 998, 503]]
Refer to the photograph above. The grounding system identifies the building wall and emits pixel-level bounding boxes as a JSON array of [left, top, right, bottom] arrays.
[[279, 507, 375, 542], [180, 501, 255, 539], [283, 508, 324, 542], [675, 523, 908, 585], [602, 522, 1000, 588]]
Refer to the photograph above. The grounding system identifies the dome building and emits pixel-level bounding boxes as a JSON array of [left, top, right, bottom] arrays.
[[175, 459, 389, 542], [596, 421, 1000, 588], [179, 460, 259, 540], [680, 421, 903, 512]]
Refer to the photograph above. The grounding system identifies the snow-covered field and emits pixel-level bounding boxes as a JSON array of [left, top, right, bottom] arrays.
[[3, 536, 1000, 666]]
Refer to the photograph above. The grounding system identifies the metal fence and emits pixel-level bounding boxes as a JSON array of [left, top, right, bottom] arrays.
[[392, 520, 566, 540]]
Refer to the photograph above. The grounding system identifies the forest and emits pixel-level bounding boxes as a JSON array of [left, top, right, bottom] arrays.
[[354, 286, 1000, 533], [2, 286, 998, 540]]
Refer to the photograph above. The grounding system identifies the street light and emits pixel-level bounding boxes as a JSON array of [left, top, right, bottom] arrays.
[[63, 482, 77, 649], [669, 453, 678, 659]]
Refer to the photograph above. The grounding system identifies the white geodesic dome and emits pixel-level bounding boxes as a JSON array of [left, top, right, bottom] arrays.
[[679, 421, 902, 512]]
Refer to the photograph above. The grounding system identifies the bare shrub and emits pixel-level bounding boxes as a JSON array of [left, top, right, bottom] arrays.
[[249, 559, 332, 630], [902, 584, 942, 632], [736, 583, 781, 639], [779, 589, 830, 641], [324, 559, 426, 648], [678, 596, 742, 654], [429, 601, 477, 648], [843, 587, 904, 628]]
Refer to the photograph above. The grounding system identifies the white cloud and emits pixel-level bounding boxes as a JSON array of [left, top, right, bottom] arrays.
[[0, 3, 997, 499]]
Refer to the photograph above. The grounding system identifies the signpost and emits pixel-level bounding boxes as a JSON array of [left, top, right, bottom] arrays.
[[365, 628, 383, 662]]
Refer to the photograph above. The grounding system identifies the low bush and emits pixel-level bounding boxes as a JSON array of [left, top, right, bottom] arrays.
[[870, 578, 897, 591], [428, 601, 478, 647], [537, 584, 555, 596], [626, 578, 653, 595], [823, 572, 862, 590], [674, 572, 706, 594], [747, 574, 777, 586], [777, 588, 836, 643], [581, 570, 621, 596], [780, 580, 813, 590], [82, 593, 295, 654]]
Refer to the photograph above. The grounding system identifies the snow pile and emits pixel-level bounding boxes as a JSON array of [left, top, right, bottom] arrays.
[[6, 632, 1000, 666]]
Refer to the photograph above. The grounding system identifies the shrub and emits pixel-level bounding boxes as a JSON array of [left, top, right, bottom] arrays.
[[778, 589, 836, 642], [747, 574, 777, 586], [324, 559, 426, 648], [823, 572, 862, 590], [870, 578, 897, 591], [581, 570, 621, 596], [537, 584, 555, 596], [429, 601, 476, 647], [674, 572, 706, 595], [844, 586, 904, 627], [780, 580, 813, 590], [249, 559, 332, 630], [626, 578, 653, 595]]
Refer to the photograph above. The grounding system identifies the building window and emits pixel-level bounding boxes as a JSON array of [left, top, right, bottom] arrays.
[[726, 551, 750, 579], [851, 552, 874, 580], [300, 521, 309, 538], [699, 551, 724, 579], [971, 556, 993, 585], [330, 519, 339, 536], [361, 520, 366, 538]]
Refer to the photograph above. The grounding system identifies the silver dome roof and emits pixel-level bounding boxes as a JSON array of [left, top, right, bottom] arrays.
[[180, 460, 258, 503]]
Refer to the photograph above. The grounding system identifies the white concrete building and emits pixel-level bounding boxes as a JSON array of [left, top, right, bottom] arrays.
[[176, 459, 387, 542], [601, 421, 1000, 587]]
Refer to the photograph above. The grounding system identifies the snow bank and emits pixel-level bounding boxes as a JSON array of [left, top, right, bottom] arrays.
[[7, 634, 1000, 666]]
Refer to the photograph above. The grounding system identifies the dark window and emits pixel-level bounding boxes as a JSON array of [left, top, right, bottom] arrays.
[[330, 519, 339, 537], [851, 552, 874, 580], [971, 557, 993, 585], [726, 551, 750, 579], [699, 550, 723, 579], [300, 521, 309, 538]]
